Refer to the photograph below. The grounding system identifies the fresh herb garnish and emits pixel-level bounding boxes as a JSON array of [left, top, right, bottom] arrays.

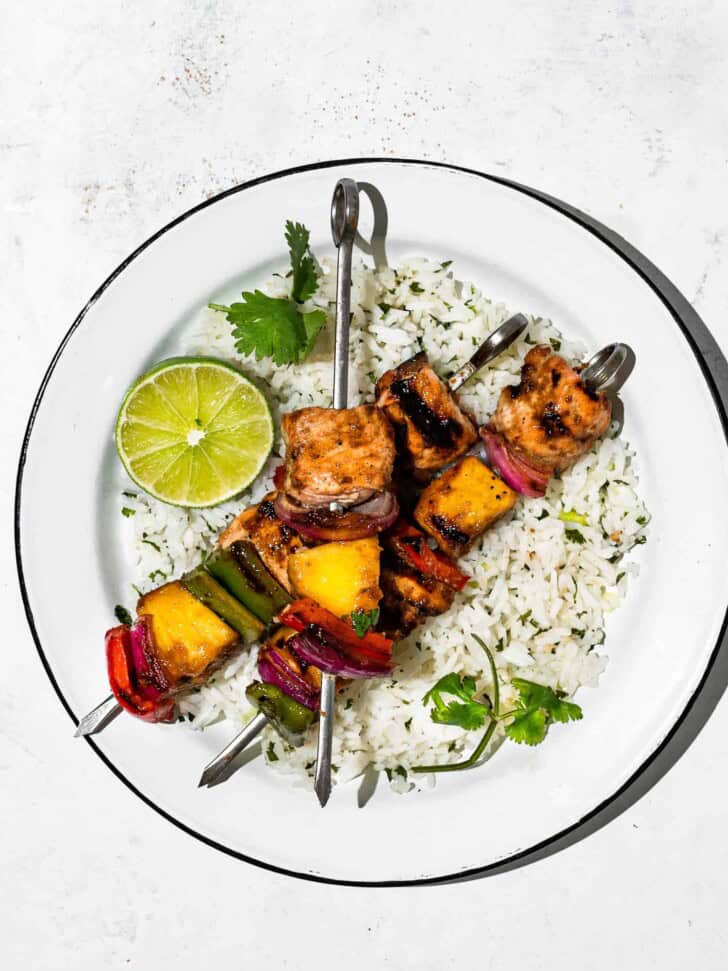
[[549, 337, 561, 352], [564, 527, 586, 544], [121, 506, 136, 518], [505, 679, 582, 745], [350, 607, 380, 638], [409, 281, 425, 293], [285, 221, 317, 303], [209, 221, 326, 365], [266, 742, 279, 762], [414, 635, 582, 773], [114, 605, 133, 626], [422, 673, 490, 730]]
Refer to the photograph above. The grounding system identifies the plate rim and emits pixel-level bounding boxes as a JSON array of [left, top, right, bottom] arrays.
[[14, 156, 728, 887]]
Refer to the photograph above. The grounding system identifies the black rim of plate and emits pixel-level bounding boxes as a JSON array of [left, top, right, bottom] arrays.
[[15, 157, 728, 887]]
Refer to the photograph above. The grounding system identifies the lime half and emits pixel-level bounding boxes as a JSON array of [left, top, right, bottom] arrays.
[[115, 357, 273, 507]]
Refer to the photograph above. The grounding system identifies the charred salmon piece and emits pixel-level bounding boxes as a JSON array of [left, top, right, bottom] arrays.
[[281, 404, 395, 509], [414, 456, 517, 558], [219, 493, 303, 593], [379, 560, 456, 639], [376, 352, 478, 477], [492, 345, 612, 474]]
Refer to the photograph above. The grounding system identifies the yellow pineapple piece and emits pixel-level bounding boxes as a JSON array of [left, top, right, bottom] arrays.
[[288, 537, 382, 618], [415, 456, 516, 557], [137, 581, 239, 684]]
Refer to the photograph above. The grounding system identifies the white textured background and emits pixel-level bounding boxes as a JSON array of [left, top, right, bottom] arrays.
[[2, 1, 728, 967]]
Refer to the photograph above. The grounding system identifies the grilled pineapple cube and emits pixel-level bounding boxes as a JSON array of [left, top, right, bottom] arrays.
[[288, 537, 382, 618], [137, 581, 239, 684], [414, 456, 516, 557]]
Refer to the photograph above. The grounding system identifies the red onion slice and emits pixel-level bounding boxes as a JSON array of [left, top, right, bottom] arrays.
[[258, 647, 320, 710], [274, 490, 399, 541], [480, 427, 550, 498], [127, 618, 170, 702], [289, 629, 394, 679]]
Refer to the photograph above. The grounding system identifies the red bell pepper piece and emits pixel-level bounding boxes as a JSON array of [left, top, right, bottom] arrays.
[[105, 625, 175, 723], [388, 520, 469, 591], [278, 599, 394, 662]]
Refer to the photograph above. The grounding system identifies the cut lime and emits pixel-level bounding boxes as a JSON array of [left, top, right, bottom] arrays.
[[115, 357, 273, 507]]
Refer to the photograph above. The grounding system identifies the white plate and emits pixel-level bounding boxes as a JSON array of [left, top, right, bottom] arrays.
[[16, 159, 728, 885]]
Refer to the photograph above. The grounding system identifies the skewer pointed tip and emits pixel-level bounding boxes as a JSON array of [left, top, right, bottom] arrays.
[[74, 695, 122, 737], [314, 779, 331, 808]]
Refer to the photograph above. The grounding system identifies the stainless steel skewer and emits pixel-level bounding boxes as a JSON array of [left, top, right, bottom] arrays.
[[313, 177, 360, 808], [75, 694, 122, 736], [448, 314, 528, 391], [197, 179, 361, 793], [198, 711, 269, 787]]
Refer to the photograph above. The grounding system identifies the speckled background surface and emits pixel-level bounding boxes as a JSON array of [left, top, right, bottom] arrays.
[[3, 1, 728, 967]]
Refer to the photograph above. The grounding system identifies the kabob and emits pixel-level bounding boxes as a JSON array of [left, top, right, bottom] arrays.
[[76, 179, 631, 808], [196, 184, 630, 796]]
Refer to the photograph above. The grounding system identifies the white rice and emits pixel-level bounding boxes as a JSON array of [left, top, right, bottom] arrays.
[[117, 255, 649, 792]]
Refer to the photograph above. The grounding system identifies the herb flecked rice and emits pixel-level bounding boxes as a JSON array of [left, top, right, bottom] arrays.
[[118, 256, 649, 793]]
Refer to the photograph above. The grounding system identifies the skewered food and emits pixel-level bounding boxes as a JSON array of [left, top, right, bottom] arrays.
[[281, 405, 395, 508], [384, 519, 469, 591], [287, 537, 382, 617], [376, 352, 478, 477], [379, 559, 456, 638], [274, 405, 399, 540], [219, 493, 304, 592], [414, 456, 517, 558], [483, 344, 612, 496], [205, 542, 292, 624]]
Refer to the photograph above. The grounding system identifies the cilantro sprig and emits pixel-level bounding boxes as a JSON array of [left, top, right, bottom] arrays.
[[209, 221, 326, 366], [414, 634, 582, 773], [350, 607, 380, 638]]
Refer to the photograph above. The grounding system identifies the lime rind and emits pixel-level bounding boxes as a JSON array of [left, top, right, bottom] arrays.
[[115, 357, 273, 508]]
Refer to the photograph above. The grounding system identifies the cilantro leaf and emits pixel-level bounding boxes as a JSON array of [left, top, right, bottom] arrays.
[[301, 308, 326, 357], [505, 677, 582, 745], [209, 219, 326, 366], [350, 607, 380, 638], [213, 291, 307, 366], [422, 672, 488, 730], [285, 220, 318, 303], [564, 527, 586, 544]]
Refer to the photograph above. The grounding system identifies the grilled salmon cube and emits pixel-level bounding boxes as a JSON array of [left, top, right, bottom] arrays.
[[414, 456, 516, 557], [219, 493, 303, 593], [379, 560, 455, 638], [281, 405, 395, 508], [137, 581, 239, 686], [376, 352, 477, 477]]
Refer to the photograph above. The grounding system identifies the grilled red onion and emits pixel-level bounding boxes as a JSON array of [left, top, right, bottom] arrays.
[[274, 489, 399, 541], [480, 426, 550, 498], [127, 618, 170, 702], [258, 646, 320, 710], [289, 628, 394, 679]]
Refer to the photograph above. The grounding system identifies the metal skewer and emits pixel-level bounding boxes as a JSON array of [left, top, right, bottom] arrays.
[[197, 179, 361, 794], [198, 711, 269, 787], [314, 178, 359, 808], [448, 314, 529, 392], [75, 694, 122, 736]]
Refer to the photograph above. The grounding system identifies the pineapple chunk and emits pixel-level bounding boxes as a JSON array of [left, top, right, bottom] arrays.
[[288, 537, 382, 618], [415, 456, 517, 557], [137, 581, 239, 684]]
